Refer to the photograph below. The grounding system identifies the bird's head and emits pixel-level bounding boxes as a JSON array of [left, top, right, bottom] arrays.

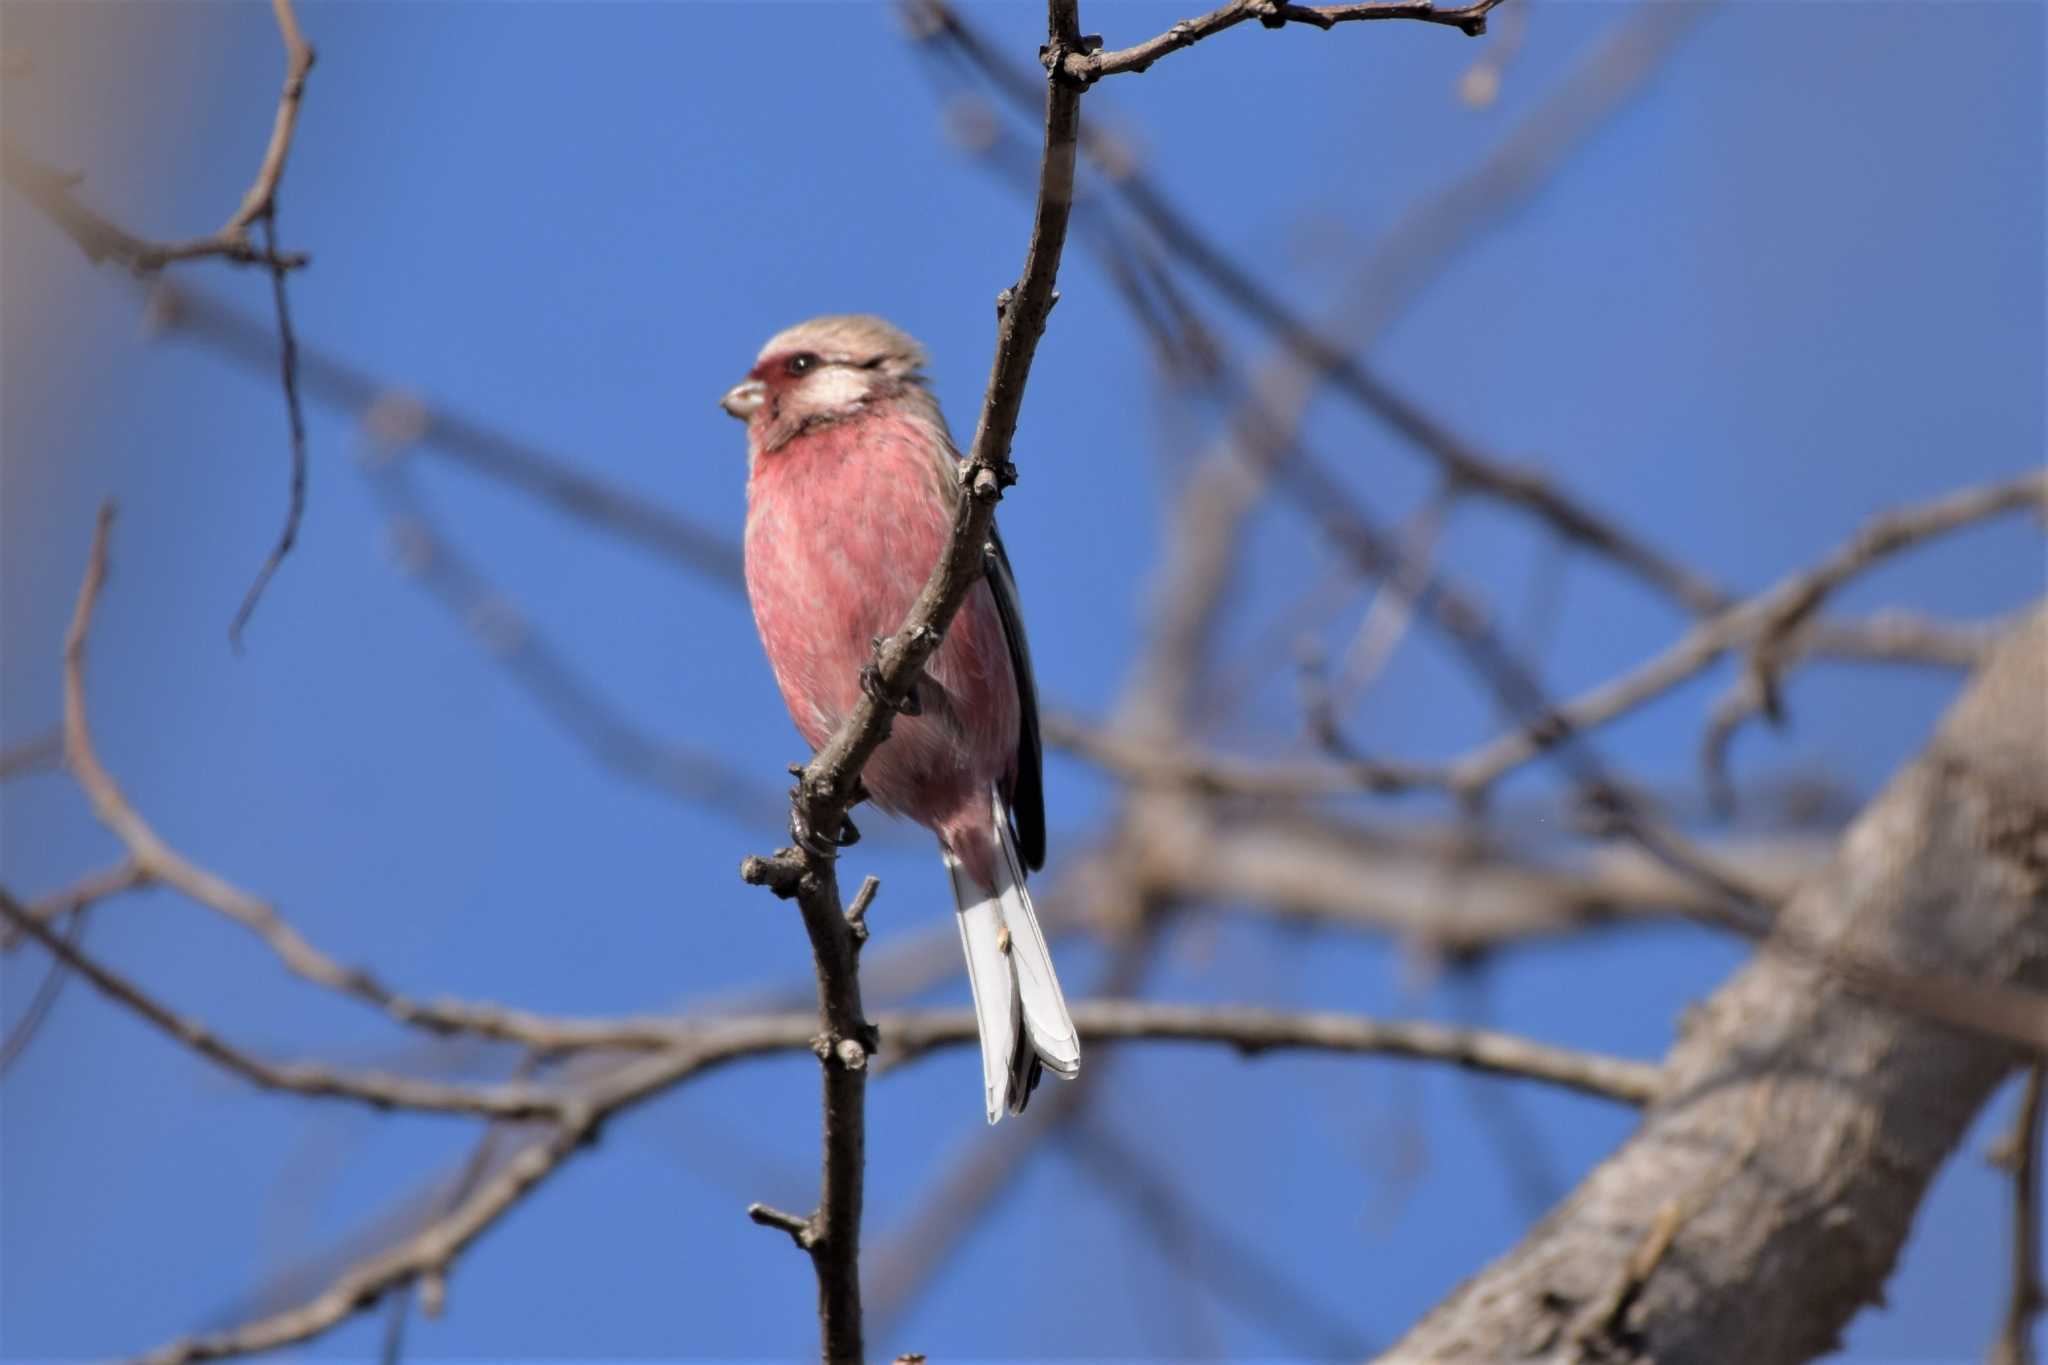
[[722, 314, 930, 455]]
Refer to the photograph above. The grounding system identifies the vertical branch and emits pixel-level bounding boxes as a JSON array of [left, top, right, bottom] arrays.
[[224, 0, 316, 644], [959, 0, 1083, 481], [228, 211, 310, 647], [739, 5, 1086, 1361], [1992, 1065, 2045, 1365], [222, 0, 316, 241]]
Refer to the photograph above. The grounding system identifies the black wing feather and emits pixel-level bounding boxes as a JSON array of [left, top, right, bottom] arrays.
[[985, 527, 1046, 872]]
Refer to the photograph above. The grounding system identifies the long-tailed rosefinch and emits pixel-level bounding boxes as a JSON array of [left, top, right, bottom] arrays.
[[722, 315, 1079, 1123]]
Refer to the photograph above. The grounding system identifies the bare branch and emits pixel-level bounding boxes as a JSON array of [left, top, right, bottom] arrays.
[[0, 899, 90, 1074], [149, 284, 746, 589], [361, 445, 785, 822], [1065, 0, 1501, 84], [1065, 1115, 1371, 1356], [1060, 475, 2043, 804], [0, 139, 307, 273], [222, 0, 315, 238], [53, 506, 745, 1050], [2, 2, 312, 274], [0, 858, 146, 952], [1705, 611, 2003, 813], [1991, 1066, 2045, 1365], [0, 728, 62, 781], [888, 1001, 1664, 1103], [914, 0, 1730, 618], [1745, 476, 2048, 724], [1454, 473, 2043, 796], [226, 211, 310, 645], [746, 1202, 819, 1248], [1388, 607, 2048, 1363], [1048, 711, 1449, 797], [91, 981, 1651, 1361], [4, 5, 317, 638], [127, 1042, 720, 1365], [1125, 804, 1828, 951], [0, 886, 583, 1121]]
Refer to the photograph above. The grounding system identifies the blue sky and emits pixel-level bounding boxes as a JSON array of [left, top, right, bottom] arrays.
[[2, 1, 2043, 1359]]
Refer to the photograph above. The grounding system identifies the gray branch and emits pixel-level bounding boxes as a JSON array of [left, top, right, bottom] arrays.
[[1385, 605, 2048, 1364]]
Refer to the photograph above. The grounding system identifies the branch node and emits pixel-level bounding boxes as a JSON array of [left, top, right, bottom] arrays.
[[740, 852, 804, 898], [746, 1202, 819, 1250], [846, 874, 881, 944]]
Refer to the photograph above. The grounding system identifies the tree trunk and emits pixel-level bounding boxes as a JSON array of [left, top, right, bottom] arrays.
[[1386, 605, 2048, 1364]]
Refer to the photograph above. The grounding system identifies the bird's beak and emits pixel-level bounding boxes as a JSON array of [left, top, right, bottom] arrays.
[[720, 379, 766, 420]]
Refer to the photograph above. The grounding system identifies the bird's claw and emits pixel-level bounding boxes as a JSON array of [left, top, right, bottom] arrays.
[[788, 806, 861, 859], [861, 654, 923, 717], [789, 808, 839, 862]]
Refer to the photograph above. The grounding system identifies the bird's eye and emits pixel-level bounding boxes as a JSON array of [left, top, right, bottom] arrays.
[[785, 353, 819, 377]]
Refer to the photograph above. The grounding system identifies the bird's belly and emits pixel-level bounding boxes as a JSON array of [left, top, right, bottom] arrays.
[[742, 418, 1017, 827]]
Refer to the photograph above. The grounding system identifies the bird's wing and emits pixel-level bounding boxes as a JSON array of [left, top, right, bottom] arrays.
[[985, 525, 1045, 872]]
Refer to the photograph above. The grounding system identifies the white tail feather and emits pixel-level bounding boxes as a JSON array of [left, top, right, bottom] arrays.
[[947, 851, 1017, 1125], [944, 787, 1082, 1123], [990, 788, 1080, 1079]]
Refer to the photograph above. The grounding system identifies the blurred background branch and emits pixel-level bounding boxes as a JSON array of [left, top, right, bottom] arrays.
[[1, 1, 2040, 1361]]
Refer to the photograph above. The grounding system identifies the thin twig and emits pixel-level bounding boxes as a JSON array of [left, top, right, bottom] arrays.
[[222, 0, 315, 239], [1744, 477, 2048, 726], [149, 283, 745, 588], [1068, 0, 1500, 85], [53, 508, 774, 1051], [1327, 486, 1453, 709], [362, 444, 784, 822], [227, 211, 310, 646], [379, 1056, 542, 1360], [889, 1001, 1666, 1103], [1454, 473, 2045, 796], [127, 1045, 706, 1365], [1054, 475, 2045, 804], [0, 901, 91, 1074], [220, 0, 315, 641], [0, 886, 584, 1121], [1991, 1065, 2045, 1365], [0, 139, 307, 273], [0, 729, 63, 781], [0, 858, 148, 952], [0, 1, 312, 276], [102, 986, 1654, 1361], [1065, 1114, 1372, 1356], [915, 0, 1727, 619]]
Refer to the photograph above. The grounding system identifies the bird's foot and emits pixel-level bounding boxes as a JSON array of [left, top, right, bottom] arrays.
[[788, 808, 839, 862], [862, 637, 923, 716]]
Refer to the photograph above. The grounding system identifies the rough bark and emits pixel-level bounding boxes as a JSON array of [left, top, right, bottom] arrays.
[[1386, 605, 2048, 1364]]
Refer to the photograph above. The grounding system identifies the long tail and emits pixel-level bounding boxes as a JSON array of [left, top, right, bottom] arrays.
[[945, 786, 1081, 1123]]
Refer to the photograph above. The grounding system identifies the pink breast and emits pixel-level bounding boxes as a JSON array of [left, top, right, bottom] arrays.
[[744, 409, 1019, 861]]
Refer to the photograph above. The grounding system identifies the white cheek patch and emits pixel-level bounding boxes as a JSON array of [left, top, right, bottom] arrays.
[[803, 366, 871, 412]]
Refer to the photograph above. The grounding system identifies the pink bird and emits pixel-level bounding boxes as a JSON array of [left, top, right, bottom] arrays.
[[722, 315, 1080, 1123]]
